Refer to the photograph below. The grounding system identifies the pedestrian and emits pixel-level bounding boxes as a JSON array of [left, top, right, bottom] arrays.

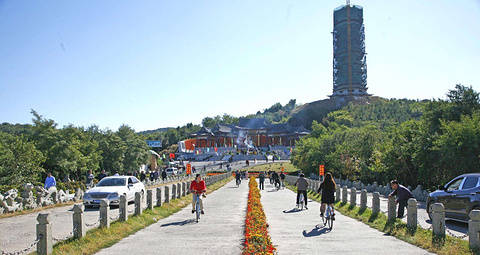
[[149, 171, 155, 182], [295, 173, 309, 209], [259, 172, 265, 190], [280, 171, 286, 188], [114, 172, 120, 176], [388, 180, 414, 218], [140, 171, 146, 182], [161, 169, 167, 182], [44, 172, 57, 192], [86, 170, 94, 188], [154, 170, 160, 181], [98, 170, 107, 181]]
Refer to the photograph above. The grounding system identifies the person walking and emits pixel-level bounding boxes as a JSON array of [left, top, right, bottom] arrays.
[[259, 172, 265, 190], [98, 170, 107, 181], [388, 180, 414, 218], [86, 170, 94, 188], [161, 169, 167, 182], [140, 171, 146, 182], [44, 172, 57, 192], [295, 173, 309, 209]]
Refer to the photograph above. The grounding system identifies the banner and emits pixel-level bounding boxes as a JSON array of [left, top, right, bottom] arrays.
[[319, 164, 325, 176]]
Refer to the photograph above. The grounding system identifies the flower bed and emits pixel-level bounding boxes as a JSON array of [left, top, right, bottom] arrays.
[[243, 176, 276, 254]]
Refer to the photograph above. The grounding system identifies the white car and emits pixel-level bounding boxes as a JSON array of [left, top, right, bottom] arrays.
[[165, 167, 178, 176], [83, 176, 145, 207]]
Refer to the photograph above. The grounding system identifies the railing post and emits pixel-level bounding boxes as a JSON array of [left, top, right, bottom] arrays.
[[388, 196, 396, 222], [432, 203, 445, 237], [186, 181, 190, 195], [407, 198, 417, 229], [164, 186, 170, 203], [469, 210, 480, 250], [360, 189, 367, 210], [335, 186, 340, 202], [72, 204, 85, 238], [182, 182, 186, 197], [135, 192, 142, 216], [147, 190, 154, 210], [36, 213, 52, 255], [100, 199, 110, 228], [372, 192, 380, 214], [342, 186, 348, 203], [172, 184, 177, 200], [156, 187, 162, 207], [119, 195, 128, 221], [350, 187, 357, 206], [177, 183, 181, 198]]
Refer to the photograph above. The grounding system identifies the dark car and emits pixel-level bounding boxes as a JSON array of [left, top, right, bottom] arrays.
[[427, 173, 480, 222]]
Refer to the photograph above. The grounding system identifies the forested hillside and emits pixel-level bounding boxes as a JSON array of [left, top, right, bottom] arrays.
[[291, 85, 480, 190]]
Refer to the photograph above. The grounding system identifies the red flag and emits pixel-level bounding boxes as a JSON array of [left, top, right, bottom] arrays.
[[169, 153, 175, 159]]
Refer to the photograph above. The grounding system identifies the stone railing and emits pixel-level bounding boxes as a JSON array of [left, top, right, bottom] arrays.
[[26, 173, 230, 255], [285, 175, 480, 250]]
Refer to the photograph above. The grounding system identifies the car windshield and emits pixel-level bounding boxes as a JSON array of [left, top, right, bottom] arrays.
[[97, 178, 126, 187]]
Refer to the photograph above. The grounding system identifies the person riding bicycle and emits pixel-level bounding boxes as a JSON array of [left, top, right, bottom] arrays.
[[235, 171, 241, 185], [317, 172, 336, 220], [279, 172, 286, 188], [295, 173, 309, 209], [190, 174, 206, 214]]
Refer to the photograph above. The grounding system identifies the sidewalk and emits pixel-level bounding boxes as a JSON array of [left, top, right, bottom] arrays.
[[260, 182, 432, 255], [95, 179, 248, 255]]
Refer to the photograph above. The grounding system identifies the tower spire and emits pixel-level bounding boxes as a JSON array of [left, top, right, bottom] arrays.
[[346, 0, 350, 6]]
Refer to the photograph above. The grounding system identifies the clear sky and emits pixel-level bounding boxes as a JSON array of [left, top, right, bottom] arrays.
[[1, 0, 479, 131]]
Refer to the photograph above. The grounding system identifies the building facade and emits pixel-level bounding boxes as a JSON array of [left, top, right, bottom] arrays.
[[331, 3, 369, 98]]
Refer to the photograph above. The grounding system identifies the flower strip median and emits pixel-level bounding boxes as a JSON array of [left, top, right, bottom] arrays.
[[243, 176, 276, 255]]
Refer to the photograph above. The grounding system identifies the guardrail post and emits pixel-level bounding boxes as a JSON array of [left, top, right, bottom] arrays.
[[432, 203, 445, 237], [360, 189, 367, 210], [407, 198, 417, 229], [135, 192, 142, 216], [156, 187, 162, 207], [172, 184, 177, 200], [73, 204, 85, 238], [372, 192, 380, 214], [186, 181, 190, 195], [335, 186, 340, 202], [100, 199, 110, 228], [469, 210, 480, 250], [350, 187, 357, 206], [388, 196, 396, 222], [119, 195, 128, 221], [147, 190, 154, 210], [177, 183, 181, 198], [342, 186, 348, 203], [182, 182, 186, 197], [164, 186, 170, 203], [36, 213, 52, 255]]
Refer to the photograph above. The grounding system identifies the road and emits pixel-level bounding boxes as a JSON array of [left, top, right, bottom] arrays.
[[260, 181, 432, 255], [95, 179, 248, 255]]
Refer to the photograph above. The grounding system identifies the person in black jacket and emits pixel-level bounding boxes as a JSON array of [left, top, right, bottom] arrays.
[[259, 172, 265, 190], [388, 180, 414, 218], [317, 172, 336, 220], [98, 170, 107, 181], [161, 170, 167, 181]]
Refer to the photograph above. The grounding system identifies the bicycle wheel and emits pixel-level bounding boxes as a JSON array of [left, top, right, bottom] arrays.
[[327, 207, 334, 230], [196, 199, 201, 222], [321, 213, 327, 226]]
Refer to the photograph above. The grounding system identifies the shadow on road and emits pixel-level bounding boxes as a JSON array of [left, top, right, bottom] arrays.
[[302, 226, 331, 237], [283, 208, 303, 214], [160, 219, 196, 227]]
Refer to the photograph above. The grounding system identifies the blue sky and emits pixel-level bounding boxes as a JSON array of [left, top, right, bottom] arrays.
[[1, 0, 479, 131]]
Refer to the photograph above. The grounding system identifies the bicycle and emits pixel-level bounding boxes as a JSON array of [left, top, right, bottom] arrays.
[[321, 204, 334, 230], [236, 178, 241, 187], [194, 193, 202, 223], [298, 193, 305, 210]]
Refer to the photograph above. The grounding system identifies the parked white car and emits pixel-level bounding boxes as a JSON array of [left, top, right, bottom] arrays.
[[165, 167, 178, 176], [83, 176, 145, 208]]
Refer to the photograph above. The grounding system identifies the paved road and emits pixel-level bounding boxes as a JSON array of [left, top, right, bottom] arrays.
[[0, 180, 183, 254], [351, 188, 468, 239], [260, 182, 432, 255], [96, 179, 248, 255]]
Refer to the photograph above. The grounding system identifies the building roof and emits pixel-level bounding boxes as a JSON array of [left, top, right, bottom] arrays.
[[238, 118, 269, 130]]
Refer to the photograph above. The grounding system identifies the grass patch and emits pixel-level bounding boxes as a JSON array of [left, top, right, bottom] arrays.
[[242, 162, 299, 173], [39, 176, 233, 255], [286, 185, 475, 255]]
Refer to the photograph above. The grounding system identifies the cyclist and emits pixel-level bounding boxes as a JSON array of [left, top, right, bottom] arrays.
[[235, 171, 241, 185], [317, 172, 336, 220], [190, 174, 206, 214], [295, 173, 309, 209], [279, 172, 286, 188]]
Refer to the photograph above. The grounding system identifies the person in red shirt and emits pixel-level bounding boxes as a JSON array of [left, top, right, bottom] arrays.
[[190, 174, 206, 214]]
